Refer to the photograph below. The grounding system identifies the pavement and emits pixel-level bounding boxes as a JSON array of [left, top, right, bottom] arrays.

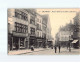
[[8, 48, 49, 55], [23, 47, 80, 55], [8, 47, 80, 55]]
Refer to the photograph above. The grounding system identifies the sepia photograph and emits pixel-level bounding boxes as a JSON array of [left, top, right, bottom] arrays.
[[8, 8, 80, 55]]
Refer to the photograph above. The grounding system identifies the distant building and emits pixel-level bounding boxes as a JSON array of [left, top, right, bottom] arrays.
[[56, 22, 74, 47], [46, 15, 53, 47], [42, 15, 48, 48], [59, 31, 71, 41], [42, 14, 52, 48]]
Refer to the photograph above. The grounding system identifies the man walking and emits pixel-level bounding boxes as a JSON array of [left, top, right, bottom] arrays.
[[54, 45, 57, 53], [58, 45, 61, 53]]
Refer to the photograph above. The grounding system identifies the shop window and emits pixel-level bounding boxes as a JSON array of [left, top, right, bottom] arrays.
[[20, 38, 24, 47]]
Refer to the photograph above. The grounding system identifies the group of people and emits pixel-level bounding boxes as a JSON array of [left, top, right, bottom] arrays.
[[54, 45, 61, 53]]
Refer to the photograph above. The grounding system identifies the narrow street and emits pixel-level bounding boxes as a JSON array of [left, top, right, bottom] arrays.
[[22, 48, 80, 55]]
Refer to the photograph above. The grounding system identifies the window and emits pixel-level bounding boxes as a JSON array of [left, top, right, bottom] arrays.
[[37, 23, 39, 30], [30, 19, 35, 25], [44, 33, 46, 38], [19, 24, 22, 33], [15, 10, 28, 21], [30, 16, 35, 25], [24, 25, 26, 33], [23, 25, 27, 33], [43, 26, 46, 31], [21, 25, 24, 33], [37, 23, 41, 30], [37, 32, 39, 37], [40, 19, 42, 23], [37, 18, 39, 22], [23, 25, 25, 33], [21, 12, 28, 21], [15, 10, 21, 18], [21, 12, 24, 19], [39, 32, 40, 37], [15, 22, 18, 32], [15, 22, 28, 33], [20, 38, 24, 47], [30, 27, 35, 35], [39, 25, 41, 30], [25, 25, 28, 33]]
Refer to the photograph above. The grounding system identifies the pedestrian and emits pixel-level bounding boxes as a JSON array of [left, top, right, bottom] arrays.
[[31, 45, 34, 51], [58, 45, 61, 53], [54, 45, 57, 53], [51, 46, 53, 49]]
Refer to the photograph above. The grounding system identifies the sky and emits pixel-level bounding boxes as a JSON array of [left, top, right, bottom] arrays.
[[37, 9, 80, 40]]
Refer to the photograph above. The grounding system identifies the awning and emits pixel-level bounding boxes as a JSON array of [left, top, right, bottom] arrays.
[[72, 40, 78, 43]]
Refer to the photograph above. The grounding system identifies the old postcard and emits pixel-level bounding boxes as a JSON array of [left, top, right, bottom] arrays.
[[8, 9, 80, 55]]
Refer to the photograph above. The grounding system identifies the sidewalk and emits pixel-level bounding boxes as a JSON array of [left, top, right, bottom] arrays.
[[8, 48, 48, 55]]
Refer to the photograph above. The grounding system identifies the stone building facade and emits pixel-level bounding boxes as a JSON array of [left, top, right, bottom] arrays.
[[8, 9, 52, 51], [8, 9, 29, 50], [36, 13, 43, 48]]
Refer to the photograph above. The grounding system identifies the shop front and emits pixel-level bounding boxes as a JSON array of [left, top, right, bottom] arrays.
[[11, 32, 28, 50], [13, 37, 26, 50], [36, 37, 43, 48], [29, 36, 36, 48]]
